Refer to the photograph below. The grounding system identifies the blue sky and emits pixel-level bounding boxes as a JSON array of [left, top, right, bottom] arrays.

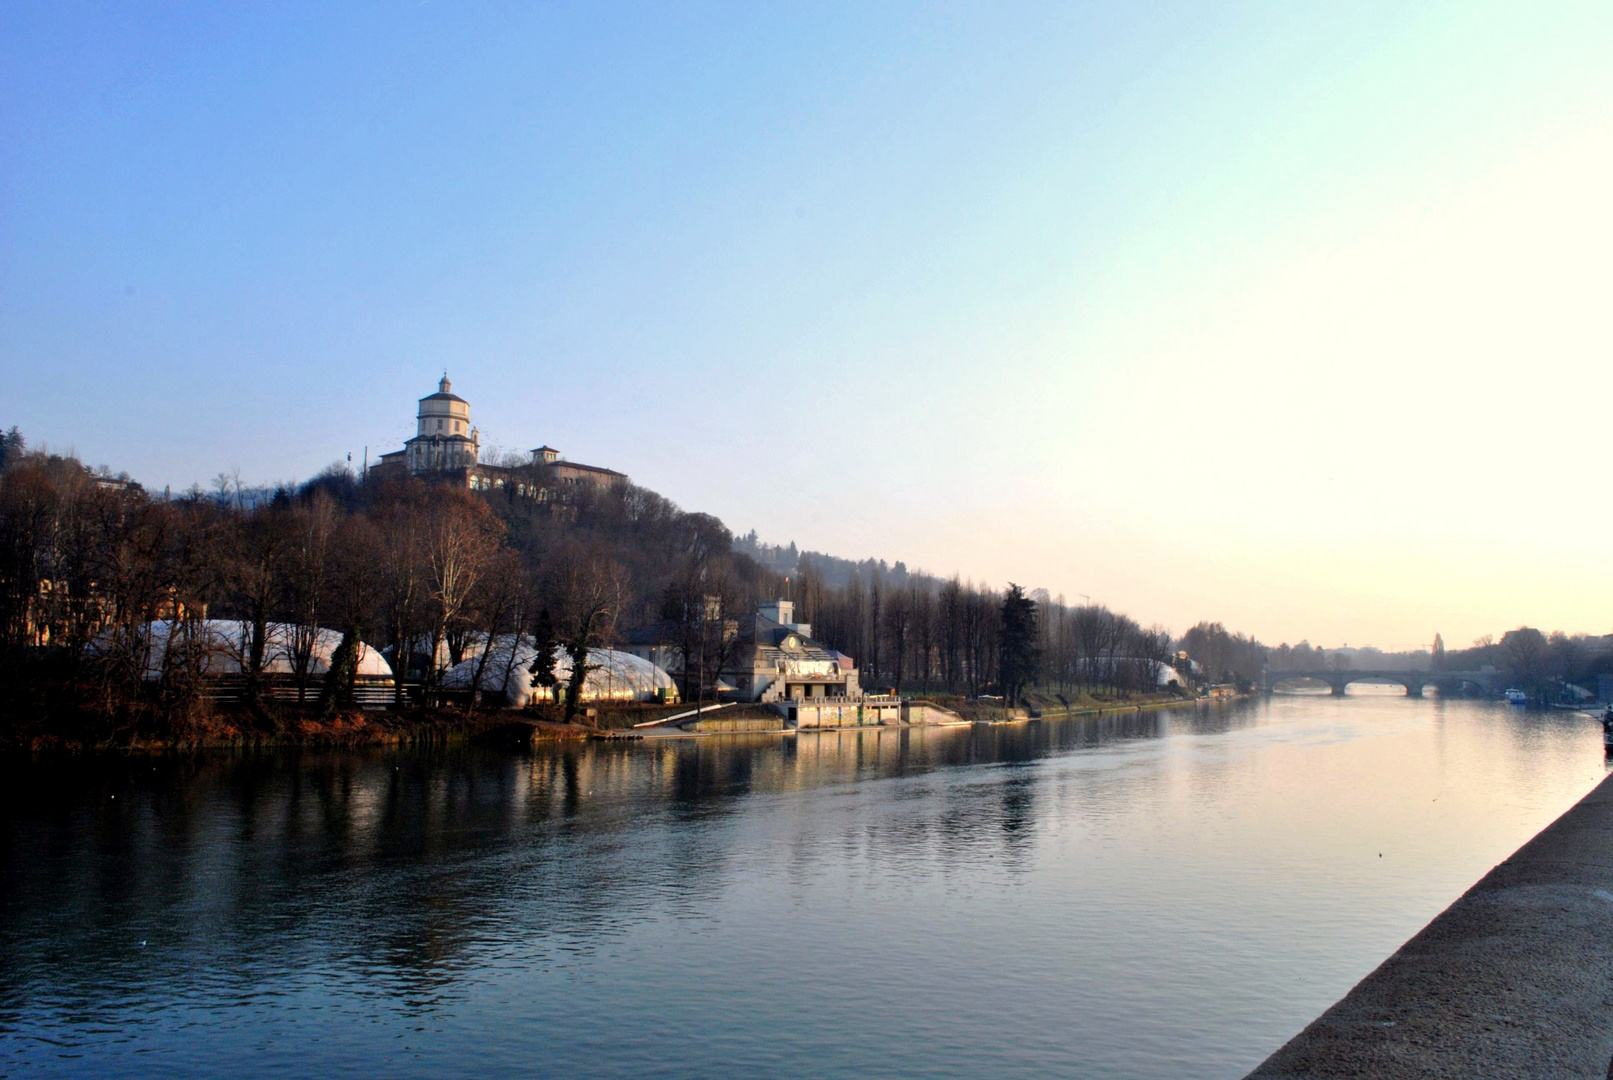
[[4, 2, 1612, 647]]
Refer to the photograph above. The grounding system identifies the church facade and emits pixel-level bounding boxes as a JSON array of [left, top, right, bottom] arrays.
[[370, 375, 626, 497], [402, 375, 481, 473]]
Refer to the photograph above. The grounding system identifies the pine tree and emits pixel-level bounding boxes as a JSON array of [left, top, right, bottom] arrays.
[[528, 608, 560, 705], [999, 584, 1040, 705], [317, 628, 362, 718], [0, 427, 23, 470]]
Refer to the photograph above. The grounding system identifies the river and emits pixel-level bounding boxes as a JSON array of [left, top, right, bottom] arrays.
[[1, 692, 1605, 1079]]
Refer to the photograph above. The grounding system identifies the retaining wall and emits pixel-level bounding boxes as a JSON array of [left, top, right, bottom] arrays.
[[1247, 770, 1613, 1078]]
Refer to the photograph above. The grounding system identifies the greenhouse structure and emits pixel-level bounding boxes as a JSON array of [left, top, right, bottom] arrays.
[[441, 643, 678, 708]]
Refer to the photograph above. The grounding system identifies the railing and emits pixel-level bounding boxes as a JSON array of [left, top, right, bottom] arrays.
[[192, 675, 411, 706]]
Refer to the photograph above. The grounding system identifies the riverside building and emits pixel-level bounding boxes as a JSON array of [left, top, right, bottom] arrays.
[[731, 600, 902, 726], [624, 600, 865, 705]]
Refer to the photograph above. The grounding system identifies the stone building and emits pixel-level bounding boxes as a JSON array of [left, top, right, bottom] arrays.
[[370, 375, 626, 497], [623, 600, 864, 704], [401, 375, 480, 473], [731, 600, 863, 704]]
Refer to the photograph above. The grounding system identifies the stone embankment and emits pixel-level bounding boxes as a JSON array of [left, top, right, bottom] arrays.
[[1247, 771, 1613, 1079]]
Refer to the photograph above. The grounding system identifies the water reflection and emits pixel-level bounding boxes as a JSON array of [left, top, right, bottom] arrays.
[[1, 698, 1604, 1080]]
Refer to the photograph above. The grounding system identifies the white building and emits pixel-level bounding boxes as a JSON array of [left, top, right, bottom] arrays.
[[402, 375, 480, 473]]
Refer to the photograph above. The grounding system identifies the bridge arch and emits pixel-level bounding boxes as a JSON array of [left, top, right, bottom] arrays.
[[1266, 674, 1337, 694], [1321, 675, 1430, 697], [1265, 670, 1496, 698]]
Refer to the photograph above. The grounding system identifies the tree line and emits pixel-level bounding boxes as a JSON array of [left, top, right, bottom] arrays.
[[0, 440, 779, 732], [790, 563, 1193, 698], [1, 430, 1267, 741]]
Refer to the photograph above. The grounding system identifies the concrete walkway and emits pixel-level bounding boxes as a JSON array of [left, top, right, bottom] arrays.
[[1247, 770, 1613, 1079]]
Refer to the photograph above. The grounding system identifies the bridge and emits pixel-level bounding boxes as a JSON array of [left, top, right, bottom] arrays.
[[1263, 669, 1504, 698]]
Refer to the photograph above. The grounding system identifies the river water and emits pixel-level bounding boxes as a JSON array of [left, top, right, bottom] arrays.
[[1, 692, 1606, 1079]]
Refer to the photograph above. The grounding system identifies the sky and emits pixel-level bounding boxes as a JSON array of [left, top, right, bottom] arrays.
[[3, 2, 1611, 650]]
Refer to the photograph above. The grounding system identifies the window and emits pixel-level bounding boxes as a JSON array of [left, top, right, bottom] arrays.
[[436, 419, 443, 431]]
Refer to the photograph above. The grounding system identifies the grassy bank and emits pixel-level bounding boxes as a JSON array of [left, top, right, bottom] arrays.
[[0, 699, 664, 753], [910, 689, 1207, 724], [3, 688, 1230, 753], [1027, 688, 1209, 718]]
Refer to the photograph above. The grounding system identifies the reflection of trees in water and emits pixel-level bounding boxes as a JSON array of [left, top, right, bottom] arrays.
[[1174, 699, 1261, 740], [1, 748, 730, 1021], [1, 712, 1193, 1021]]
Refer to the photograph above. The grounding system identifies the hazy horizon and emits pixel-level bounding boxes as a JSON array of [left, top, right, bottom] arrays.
[[5, 2, 1610, 648]]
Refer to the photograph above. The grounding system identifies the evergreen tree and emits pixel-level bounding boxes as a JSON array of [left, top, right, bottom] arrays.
[[0, 427, 23, 471], [999, 583, 1040, 705], [317, 627, 361, 718], [528, 608, 560, 705]]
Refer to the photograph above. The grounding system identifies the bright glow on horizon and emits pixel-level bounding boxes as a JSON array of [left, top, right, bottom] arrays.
[[3, 2, 1610, 648]]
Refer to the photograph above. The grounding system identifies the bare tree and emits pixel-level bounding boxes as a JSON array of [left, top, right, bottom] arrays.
[[422, 492, 502, 698], [375, 491, 427, 708], [1501, 627, 1550, 694], [545, 547, 628, 724], [317, 513, 383, 718], [281, 493, 338, 704], [463, 547, 526, 715], [912, 584, 936, 694], [220, 504, 291, 711], [882, 584, 911, 693]]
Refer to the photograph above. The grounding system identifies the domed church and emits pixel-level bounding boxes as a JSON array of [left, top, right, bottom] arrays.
[[371, 375, 626, 497], [404, 375, 481, 473]]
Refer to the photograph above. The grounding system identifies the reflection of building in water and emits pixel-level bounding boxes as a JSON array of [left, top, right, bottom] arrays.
[[370, 375, 626, 498]]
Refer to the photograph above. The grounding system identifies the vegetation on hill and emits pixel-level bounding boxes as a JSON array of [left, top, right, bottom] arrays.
[[8, 425, 1596, 746]]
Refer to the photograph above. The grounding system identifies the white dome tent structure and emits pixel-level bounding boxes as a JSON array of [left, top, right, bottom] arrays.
[[90, 620, 393, 701], [441, 640, 678, 708]]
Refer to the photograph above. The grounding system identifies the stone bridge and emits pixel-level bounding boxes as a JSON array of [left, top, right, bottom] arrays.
[[1263, 669, 1503, 698]]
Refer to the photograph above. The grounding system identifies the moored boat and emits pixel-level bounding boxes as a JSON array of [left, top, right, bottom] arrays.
[[1504, 687, 1528, 705]]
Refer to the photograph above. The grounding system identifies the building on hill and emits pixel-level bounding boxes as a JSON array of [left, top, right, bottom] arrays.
[[370, 375, 626, 497], [401, 374, 480, 473]]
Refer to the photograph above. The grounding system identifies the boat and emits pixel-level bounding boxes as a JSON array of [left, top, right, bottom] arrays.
[[1504, 687, 1528, 705]]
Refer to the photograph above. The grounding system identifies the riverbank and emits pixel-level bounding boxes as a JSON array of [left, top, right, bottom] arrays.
[[0, 703, 614, 753], [1246, 769, 1613, 1078], [1031, 688, 1209, 719], [910, 689, 1205, 725], [3, 690, 1209, 752]]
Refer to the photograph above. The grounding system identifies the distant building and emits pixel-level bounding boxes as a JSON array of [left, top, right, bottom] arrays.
[[729, 599, 862, 704], [624, 600, 863, 704], [401, 375, 480, 474], [619, 620, 686, 676], [371, 375, 626, 497]]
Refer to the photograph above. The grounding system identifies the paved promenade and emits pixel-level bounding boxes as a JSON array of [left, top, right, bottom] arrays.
[[1248, 770, 1613, 1079]]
